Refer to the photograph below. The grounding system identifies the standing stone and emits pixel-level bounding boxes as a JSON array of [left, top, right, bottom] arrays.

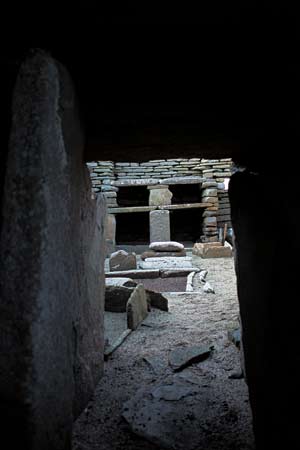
[[0, 51, 105, 450], [149, 187, 173, 206], [127, 284, 149, 329], [150, 210, 170, 242], [104, 213, 116, 256]]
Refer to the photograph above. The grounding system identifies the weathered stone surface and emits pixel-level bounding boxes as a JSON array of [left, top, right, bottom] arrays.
[[105, 285, 134, 312], [202, 181, 218, 188], [202, 196, 218, 203], [0, 52, 105, 449], [141, 250, 186, 259], [193, 242, 232, 258], [127, 284, 149, 330], [203, 216, 217, 225], [112, 178, 160, 186], [146, 290, 169, 311], [147, 184, 169, 190], [158, 203, 211, 210], [149, 241, 184, 252], [169, 346, 212, 371], [228, 328, 241, 348], [186, 271, 196, 291], [106, 269, 160, 278], [109, 250, 137, 271], [149, 187, 173, 206], [143, 355, 167, 375], [199, 269, 208, 282], [160, 176, 203, 185], [108, 206, 157, 213], [202, 188, 218, 197], [140, 257, 193, 270], [104, 214, 116, 255], [203, 282, 215, 293], [150, 210, 170, 242], [160, 268, 200, 278], [105, 277, 137, 288]]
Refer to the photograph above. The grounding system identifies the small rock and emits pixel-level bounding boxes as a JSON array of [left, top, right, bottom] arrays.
[[169, 345, 212, 372], [228, 328, 241, 348], [109, 250, 137, 271], [203, 282, 215, 293], [199, 270, 208, 282]]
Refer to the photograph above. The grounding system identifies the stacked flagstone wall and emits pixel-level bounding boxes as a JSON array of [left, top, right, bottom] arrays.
[[87, 158, 232, 249]]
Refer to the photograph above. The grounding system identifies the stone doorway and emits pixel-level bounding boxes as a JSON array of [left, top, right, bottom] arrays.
[[116, 212, 150, 245], [170, 208, 203, 245]]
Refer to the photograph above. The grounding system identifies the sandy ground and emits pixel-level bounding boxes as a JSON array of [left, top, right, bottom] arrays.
[[72, 255, 255, 450]]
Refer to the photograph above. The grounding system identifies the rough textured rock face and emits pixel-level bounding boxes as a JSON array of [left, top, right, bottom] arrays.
[[229, 170, 300, 449], [0, 51, 105, 449]]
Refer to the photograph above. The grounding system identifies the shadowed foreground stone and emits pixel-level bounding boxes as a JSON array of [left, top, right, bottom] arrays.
[[127, 284, 149, 330], [122, 370, 254, 450], [169, 346, 212, 372], [0, 51, 105, 449]]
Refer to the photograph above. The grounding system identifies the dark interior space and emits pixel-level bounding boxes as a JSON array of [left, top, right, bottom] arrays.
[[170, 208, 202, 243], [169, 184, 202, 204], [116, 212, 149, 245], [117, 186, 149, 207], [2, 5, 300, 450]]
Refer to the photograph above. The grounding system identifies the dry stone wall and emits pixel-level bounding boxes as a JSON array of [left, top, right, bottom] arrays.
[[87, 158, 232, 246], [87, 158, 232, 198]]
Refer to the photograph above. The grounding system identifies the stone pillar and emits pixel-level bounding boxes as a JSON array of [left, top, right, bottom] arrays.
[[148, 184, 173, 206], [149, 210, 170, 242], [200, 181, 219, 242], [104, 213, 116, 256], [0, 50, 105, 450]]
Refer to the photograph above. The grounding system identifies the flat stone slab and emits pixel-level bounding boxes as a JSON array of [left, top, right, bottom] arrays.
[[169, 345, 212, 372], [149, 241, 184, 252], [122, 370, 252, 450], [105, 278, 137, 288], [140, 257, 193, 270], [108, 206, 157, 213], [141, 250, 186, 260], [159, 176, 204, 185], [143, 355, 168, 375], [127, 284, 149, 330], [112, 179, 160, 186], [106, 269, 160, 279], [158, 203, 212, 210], [160, 268, 200, 278]]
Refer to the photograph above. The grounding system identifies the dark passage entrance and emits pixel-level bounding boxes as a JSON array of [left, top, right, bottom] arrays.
[[116, 212, 149, 244], [170, 208, 202, 243], [117, 186, 149, 207], [169, 184, 201, 204]]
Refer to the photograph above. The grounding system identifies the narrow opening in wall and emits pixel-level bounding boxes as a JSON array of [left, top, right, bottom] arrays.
[[117, 186, 149, 207], [169, 184, 202, 204], [115, 212, 149, 244], [170, 208, 203, 245]]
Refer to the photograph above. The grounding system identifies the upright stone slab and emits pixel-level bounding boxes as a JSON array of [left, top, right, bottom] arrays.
[[150, 210, 170, 242], [149, 187, 173, 206], [0, 51, 105, 449], [104, 213, 116, 256], [126, 284, 148, 330]]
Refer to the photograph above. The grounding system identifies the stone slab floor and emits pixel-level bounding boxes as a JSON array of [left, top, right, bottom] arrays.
[[72, 256, 255, 450]]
